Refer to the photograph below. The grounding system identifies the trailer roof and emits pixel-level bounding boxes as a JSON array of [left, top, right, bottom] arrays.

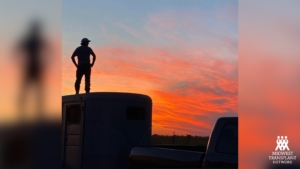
[[62, 92, 152, 103]]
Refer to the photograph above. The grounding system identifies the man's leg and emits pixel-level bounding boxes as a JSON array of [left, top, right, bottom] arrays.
[[75, 66, 84, 94], [84, 65, 91, 93]]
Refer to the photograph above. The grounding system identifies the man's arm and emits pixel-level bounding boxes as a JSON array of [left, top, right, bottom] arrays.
[[71, 49, 78, 67], [90, 49, 96, 67]]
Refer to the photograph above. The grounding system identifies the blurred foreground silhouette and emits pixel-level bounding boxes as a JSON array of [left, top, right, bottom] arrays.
[[15, 19, 48, 121], [0, 3, 62, 168]]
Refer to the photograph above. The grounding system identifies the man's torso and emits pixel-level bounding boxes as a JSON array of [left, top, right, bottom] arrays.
[[74, 46, 92, 65]]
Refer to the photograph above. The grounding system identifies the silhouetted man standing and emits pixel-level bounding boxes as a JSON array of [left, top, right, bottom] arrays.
[[71, 38, 96, 94]]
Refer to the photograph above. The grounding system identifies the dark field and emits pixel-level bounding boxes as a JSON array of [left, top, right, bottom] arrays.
[[151, 134, 209, 146]]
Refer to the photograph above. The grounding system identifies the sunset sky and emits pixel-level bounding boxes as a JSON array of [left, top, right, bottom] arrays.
[[1, 1, 300, 168], [62, 0, 238, 136]]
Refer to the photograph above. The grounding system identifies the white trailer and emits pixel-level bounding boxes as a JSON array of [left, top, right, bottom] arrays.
[[62, 92, 152, 169]]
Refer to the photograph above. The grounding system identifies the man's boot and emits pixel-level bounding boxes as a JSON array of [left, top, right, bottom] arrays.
[[75, 87, 79, 95]]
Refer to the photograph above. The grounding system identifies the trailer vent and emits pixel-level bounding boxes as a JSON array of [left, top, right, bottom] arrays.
[[67, 105, 81, 123], [126, 107, 145, 120]]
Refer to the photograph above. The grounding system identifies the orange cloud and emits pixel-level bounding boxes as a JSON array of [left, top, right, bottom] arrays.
[[63, 43, 237, 135]]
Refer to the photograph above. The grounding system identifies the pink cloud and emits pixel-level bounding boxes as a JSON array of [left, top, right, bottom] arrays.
[[115, 22, 140, 38]]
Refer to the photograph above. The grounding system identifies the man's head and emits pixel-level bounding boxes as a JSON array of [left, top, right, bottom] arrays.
[[81, 38, 90, 46]]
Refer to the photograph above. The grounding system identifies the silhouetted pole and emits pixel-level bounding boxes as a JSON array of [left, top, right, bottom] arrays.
[[187, 134, 191, 145], [173, 131, 175, 145]]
